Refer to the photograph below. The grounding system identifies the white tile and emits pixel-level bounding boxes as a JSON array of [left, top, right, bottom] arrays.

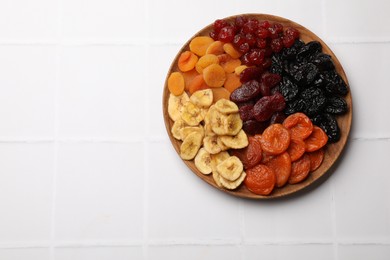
[[148, 44, 182, 139], [55, 142, 144, 241], [276, 0, 324, 37], [58, 46, 146, 139], [329, 43, 390, 138], [54, 246, 143, 260], [326, 0, 390, 40], [0, 143, 54, 242], [0, 0, 57, 40], [148, 141, 241, 241], [338, 245, 390, 260], [244, 244, 334, 260], [148, 0, 279, 43], [62, 0, 146, 39], [333, 140, 390, 241], [0, 46, 56, 138], [0, 248, 50, 260], [242, 179, 333, 242], [148, 245, 240, 260]]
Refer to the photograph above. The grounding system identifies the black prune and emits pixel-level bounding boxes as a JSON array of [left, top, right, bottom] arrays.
[[300, 87, 326, 116], [311, 113, 340, 143], [296, 41, 322, 62], [279, 76, 299, 101], [325, 96, 348, 115], [284, 99, 306, 115], [280, 39, 305, 60], [315, 71, 349, 96], [312, 53, 335, 71], [293, 63, 319, 86], [230, 80, 262, 102]]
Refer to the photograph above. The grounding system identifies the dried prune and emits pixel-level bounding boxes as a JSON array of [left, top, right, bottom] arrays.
[[296, 41, 322, 62], [253, 96, 274, 122], [242, 119, 269, 136], [311, 113, 340, 143], [325, 96, 348, 115], [280, 39, 304, 60], [312, 53, 335, 71], [315, 71, 348, 96], [284, 99, 306, 115], [239, 104, 255, 121], [279, 76, 299, 101], [293, 63, 319, 86], [230, 80, 262, 102], [300, 87, 326, 116]]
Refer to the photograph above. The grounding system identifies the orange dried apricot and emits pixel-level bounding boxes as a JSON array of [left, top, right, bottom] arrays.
[[167, 72, 185, 96], [230, 136, 262, 170], [189, 36, 214, 56], [286, 138, 306, 162], [218, 54, 241, 73], [178, 51, 198, 72], [224, 73, 242, 93], [203, 64, 226, 88], [223, 43, 242, 59], [265, 152, 291, 188], [260, 124, 291, 155], [308, 148, 325, 172], [195, 54, 219, 74], [187, 74, 209, 94], [245, 164, 276, 195], [283, 112, 313, 140], [304, 126, 328, 152], [288, 154, 311, 184], [206, 41, 224, 55], [211, 87, 230, 103]]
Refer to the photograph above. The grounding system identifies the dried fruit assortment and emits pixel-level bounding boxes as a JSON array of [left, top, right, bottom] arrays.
[[165, 15, 350, 197]]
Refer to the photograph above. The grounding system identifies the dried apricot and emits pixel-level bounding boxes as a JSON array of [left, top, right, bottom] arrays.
[[211, 87, 230, 103], [288, 153, 311, 184], [167, 71, 185, 96], [187, 74, 209, 94], [189, 36, 215, 56], [264, 152, 291, 188], [304, 126, 328, 152], [218, 54, 242, 73], [308, 148, 325, 171], [203, 64, 226, 88], [260, 124, 290, 155], [245, 164, 276, 195], [286, 138, 306, 162], [206, 41, 224, 55], [224, 73, 242, 93], [182, 69, 199, 91], [178, 51, 198, 72], [283, 112, 313, 140], [195, 54, 219, 74], [230, 136, 262, 170], [223, 43, 242, 59]]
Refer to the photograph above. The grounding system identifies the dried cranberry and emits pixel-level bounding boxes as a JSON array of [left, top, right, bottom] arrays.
[[259, 81, 271, 96], [235, 16, 248, 28], [230, 80, 262, 102], [247, 48, 265, 65], [209, 30, 218, 40], [233, 33, 246, 47], [259, 20, 270, 29], [256, 38, 267, 48], [282, 34, 296, 48], [238, 43, 250, 53], [271, 38, 284, 53], [242, 18, 259, 34], [240, 67, 263, 83], [285, 27, 300, 39], [245, 33, 256, 47], [218, 26, 235, 43], [242, 120, 269, 136], [214, 19, 228, 32], [261, 72, 281, 88], [262, 58, 272, 69], [256, 27, 270, 39], [270, 92, 286, 111], [269, 23, 283, 39], [264, 47, 273, 57], [270, 112, 287, 124]]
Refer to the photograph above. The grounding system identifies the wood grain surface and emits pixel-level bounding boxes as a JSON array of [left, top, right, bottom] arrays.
[[162, 14, 352, 199]]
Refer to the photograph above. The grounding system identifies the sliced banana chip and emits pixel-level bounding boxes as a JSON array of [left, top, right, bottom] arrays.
[[210, 151, 230, 173], [214, 99, 239, 114], [171, 118, 187, 140], [180, 131, 203, 160], [181, 101, 203, 126], [212, 170, 224, 188], [225, 113, 243, 136], [194, 148, 212, 175], [216, 156, 243, 181], [219, 171, 246, 190], [217, 136, 230, 151], [190, 89, 213, 108], [203, 135, 222, 155], [210, 109, 229, 135], [168, 92, 190, 121], [220, 129, 248, 149], [180, 126, 204, 140]]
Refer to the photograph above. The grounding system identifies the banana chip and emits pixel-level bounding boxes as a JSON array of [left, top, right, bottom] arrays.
[[219, 171, 246, 190], [216, 156, 243, 181], [180, 131, 203, 160], [194, 148, 212, 175], [214, 99, 239, 114], [171, 118, 187, 140], [220, 129, 248, 149], [190, 89, 213, 108], [168, 93, 190, 121]]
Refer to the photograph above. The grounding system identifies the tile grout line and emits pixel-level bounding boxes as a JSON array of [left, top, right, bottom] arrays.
[[49, 0, 63, 259]]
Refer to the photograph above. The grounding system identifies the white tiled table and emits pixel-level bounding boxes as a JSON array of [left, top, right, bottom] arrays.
[[0, 0, 389, 259]]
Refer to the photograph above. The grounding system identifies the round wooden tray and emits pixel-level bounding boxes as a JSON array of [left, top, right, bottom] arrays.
[[162, 14, 352, 199]]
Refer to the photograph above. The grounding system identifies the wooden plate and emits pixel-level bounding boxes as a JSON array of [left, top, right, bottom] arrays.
[[162, 14, 352, 199]]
